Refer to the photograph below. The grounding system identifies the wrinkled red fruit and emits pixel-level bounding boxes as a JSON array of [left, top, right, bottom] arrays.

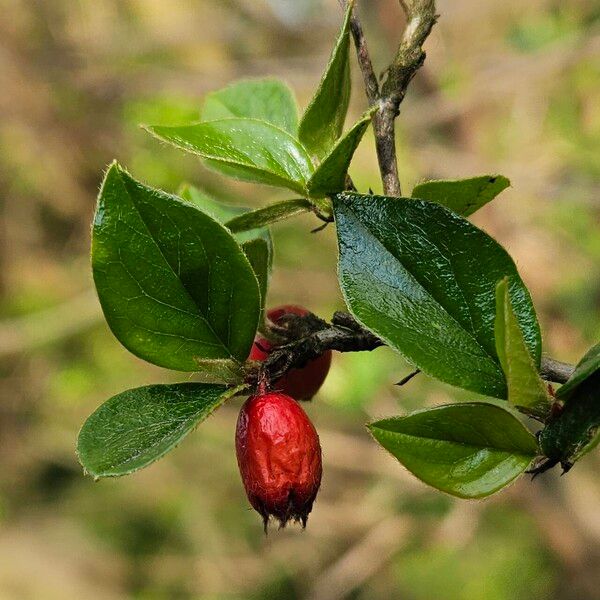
[[235, 391, 322, 529], [249, 305, 332, 400]]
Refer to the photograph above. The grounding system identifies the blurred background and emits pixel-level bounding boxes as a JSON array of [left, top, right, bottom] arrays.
[[1, 0, 599, 598]]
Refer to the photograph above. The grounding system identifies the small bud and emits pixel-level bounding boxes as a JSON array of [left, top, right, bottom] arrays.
[[249, 305, 332, 400], [235, 391, 322, 530]]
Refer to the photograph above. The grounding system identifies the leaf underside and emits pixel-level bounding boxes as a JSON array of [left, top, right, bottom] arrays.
[[412, 175, 510, 217], [298, 1, 352, 160], [369, 403, 538, 498], [495, 278, 551, 419], [307, 111, 372, 197], [201, 78, 299, 135]]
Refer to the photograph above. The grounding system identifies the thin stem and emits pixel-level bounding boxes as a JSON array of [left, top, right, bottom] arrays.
[[372, 100, 402, 196], [339, 0, 379, 104], [540, 356, 575, 385], [341, 0, 437, 196]]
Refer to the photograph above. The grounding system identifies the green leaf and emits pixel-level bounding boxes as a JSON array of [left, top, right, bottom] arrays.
[[77, 383, 244, 478], [495, 278, 552, 419], [178, 183, 246, 223], [298, 1, 352, 159], [241, 237, 271, 314], [540, 371, 600, 467], [92, 163, 260, 371], [201, 78, 298, 135], [412, 175, 510, 217], [333, 193, 541, 399], [307, 111, 373, 197], [178, 184, 273, 312], [557, 342, 600, 400], [145, 119, 314, 194], [178, 183, 271, 244], [226, 198, 313, 233], [540, 343, 600, 469], [368, 403, 538, 498]]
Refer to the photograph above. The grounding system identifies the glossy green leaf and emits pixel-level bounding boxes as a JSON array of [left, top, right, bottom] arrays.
[[368, 403, 538, 498], [201, 78, 298, 135], [307, 111, 372, 197], [226, 198, 313, 233], [145, 120, 314, 194], [78, 383, 244, 478], [540, 371, 600, 467], [557, 342, 600, 400], [412, 175, 510, 217], [298, 1, 352, 159], [495, 278, 552, 419], [333, 193, 541, 398], [92, 163, 260, 371], [178, 184, 273, 312]]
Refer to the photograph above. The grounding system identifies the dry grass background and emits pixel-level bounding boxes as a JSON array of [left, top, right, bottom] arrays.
[[0, 0, 599, 598]]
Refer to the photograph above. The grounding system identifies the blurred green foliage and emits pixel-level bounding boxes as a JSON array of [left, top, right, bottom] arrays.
[[0, 0, 599, 598]]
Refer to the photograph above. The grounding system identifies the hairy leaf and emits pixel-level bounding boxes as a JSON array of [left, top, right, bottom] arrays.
[[333, 192, 541, 398], [92, 163, 260, 370], [412, 175, 510, 217], [178, 184, 272, 315], [369, 403, 538, 498], [307, 111, 372, 197], [495, 278, 552, 419], [298, 1, 352, 159], [146, 120, 314, 194], [78, 383, 244, 477], [201, 78, 298, 135]]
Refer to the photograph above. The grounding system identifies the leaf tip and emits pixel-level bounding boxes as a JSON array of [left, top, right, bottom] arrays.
[[491, 174, 511, 187], [102, 159, 121, 179], [495, 276, 510, 299], [140, 123, 155, 135], [345, 0, 356, 20]]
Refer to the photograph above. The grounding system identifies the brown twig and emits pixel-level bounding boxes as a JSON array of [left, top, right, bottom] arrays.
[[339, 0, 379, 104], [540, 356, 575, 384], [248, 311, 573, 388], [340, 0, 438, 196], [250, 311, 382, 385]]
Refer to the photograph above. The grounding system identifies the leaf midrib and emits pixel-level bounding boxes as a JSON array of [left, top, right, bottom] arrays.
[[83, 384, 237, 476], [117, 169, 236, 361], [148, 118, 314, 193], [337, 200, 501, 371], [339, 195, 505, 364], [371, 426, 535, 457]]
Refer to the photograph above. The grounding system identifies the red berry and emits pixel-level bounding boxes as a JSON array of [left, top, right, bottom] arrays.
[[235, 391, 322, 530], [249, 305, 332, 400]]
